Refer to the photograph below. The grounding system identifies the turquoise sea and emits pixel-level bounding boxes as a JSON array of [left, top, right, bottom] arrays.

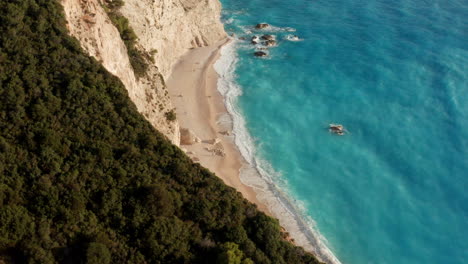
[[214, 0, 468, 263]]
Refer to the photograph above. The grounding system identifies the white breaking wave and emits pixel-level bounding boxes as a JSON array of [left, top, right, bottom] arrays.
[[252, 23, 297, 32], [213, 38, 343, 264], [285, 34, 304, 41], [224, 18, 234, 24]]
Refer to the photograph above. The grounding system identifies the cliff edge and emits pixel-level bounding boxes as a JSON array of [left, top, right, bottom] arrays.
[[61, 0, 226, 145]]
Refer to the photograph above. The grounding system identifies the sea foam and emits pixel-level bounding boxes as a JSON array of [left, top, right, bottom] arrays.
[[214, 38, 342, 264]]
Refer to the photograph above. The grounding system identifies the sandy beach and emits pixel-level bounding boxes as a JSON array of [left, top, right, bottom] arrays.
[[167, 39, 271, 214]]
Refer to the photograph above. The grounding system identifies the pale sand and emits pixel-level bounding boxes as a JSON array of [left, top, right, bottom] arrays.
[[167, 39, 271, 215]]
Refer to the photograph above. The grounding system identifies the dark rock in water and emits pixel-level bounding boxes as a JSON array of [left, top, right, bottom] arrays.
[[264, 40, 277, 47], [261, 34, 275, 41], [239, 37, 246, 40], [251, 36, 260, 44], [254, 51, 268, 57], [255, 23, 269, 29]]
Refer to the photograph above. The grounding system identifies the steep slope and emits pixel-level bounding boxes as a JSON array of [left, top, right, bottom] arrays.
[[61, 0, 181, 145]]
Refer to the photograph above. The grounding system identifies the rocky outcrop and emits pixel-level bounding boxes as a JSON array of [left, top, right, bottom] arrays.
[[120, 0, 227, 79], [264, 40, 277, 47], [255, 23, 269, 29], [261, 34, 275, 41]]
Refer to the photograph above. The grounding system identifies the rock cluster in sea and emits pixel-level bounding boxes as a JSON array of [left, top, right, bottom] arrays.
[[238, 23, 301, 57]]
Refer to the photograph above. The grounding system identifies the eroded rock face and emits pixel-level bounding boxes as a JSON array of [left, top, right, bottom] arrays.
[[120, 0, 227, 79], [61, 0, 226, 146]]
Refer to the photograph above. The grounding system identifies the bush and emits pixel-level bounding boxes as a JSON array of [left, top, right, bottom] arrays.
[[86, 243, 111, 264], [165, 109, 177, 122], [106, 5, 149, 78]]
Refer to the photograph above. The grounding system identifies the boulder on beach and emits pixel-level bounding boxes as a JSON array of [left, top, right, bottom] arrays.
[[261, 34, 275, 41], [254, 51, 268, 57], [212, 148, 226, 157], [255, 23, 269, 29], [205, 138, 221, 145], [180, 128, 201, 145], [219, 130, 231, 136]]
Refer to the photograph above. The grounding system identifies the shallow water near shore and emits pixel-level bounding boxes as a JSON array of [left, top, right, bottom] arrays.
[[216, 0, 468, 263]]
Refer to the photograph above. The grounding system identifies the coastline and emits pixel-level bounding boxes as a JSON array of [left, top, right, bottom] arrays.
[[168, 38, 342, 264], [166, 38, 271, 215]]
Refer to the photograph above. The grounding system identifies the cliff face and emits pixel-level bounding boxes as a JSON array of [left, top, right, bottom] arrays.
[[61, 0, 226, 145], [119, 0, 226, 79]]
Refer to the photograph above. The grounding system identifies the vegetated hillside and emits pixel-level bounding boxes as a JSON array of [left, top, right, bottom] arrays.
[[0, 0, 323, 263]]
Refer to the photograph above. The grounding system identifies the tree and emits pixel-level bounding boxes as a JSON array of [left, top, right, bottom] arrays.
[[86, 243, 111, 264], [218, 242, 244, 264]]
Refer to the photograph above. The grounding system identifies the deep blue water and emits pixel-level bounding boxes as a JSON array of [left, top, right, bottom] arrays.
[[216, 0, 468, 263]]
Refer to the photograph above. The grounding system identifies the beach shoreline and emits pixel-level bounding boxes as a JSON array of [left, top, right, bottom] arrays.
[[166, 38, 271, 215], [167, 38, 342, 264]]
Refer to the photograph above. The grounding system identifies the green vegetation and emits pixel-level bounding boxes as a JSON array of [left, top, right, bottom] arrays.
[[165, 109, 177, 122], [104, 1, 148, 78], [0, 0, 323, 263]]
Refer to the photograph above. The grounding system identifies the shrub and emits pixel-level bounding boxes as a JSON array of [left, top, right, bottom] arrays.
[[106, 4, 149, 78], [165, 109, 177, 122]]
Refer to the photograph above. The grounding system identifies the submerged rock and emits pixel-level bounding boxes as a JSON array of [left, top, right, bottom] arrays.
[[261, 34, 275, 41], [286, 34, 301, 41], [264, 40, 277, 47], [254, 51, 268, 57], [255, 23, 269, 29]]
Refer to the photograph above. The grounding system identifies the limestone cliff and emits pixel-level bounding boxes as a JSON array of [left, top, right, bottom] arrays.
[[61, 0, 226, 145], [119, 0, 227, 79]]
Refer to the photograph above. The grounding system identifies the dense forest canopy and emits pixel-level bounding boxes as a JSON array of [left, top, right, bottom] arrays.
[[0, 0, 323, 263]]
